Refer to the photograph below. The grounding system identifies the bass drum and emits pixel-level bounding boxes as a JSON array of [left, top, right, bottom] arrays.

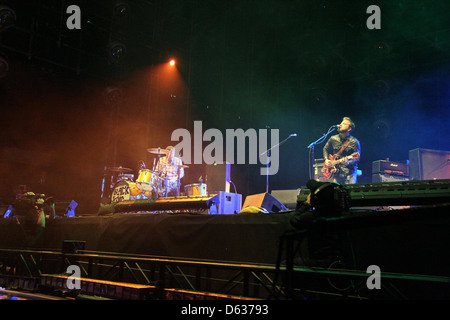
[[184, 183, 208, 197], [111, 180, 140, 203]]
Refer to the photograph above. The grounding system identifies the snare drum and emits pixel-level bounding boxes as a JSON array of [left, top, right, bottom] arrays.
[[111, 181, 140, 203], [184, 183, 208, 197]]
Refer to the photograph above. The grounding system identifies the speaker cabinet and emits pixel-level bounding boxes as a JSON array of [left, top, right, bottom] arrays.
[[206, 162, 230, 193], [372, 173, 409, 183], [409, 148, 450, 180], [372, 160, 409, 177], [216, 191, 242, 214], [242, 193, 287, 213], [270, 189, 300, 209]]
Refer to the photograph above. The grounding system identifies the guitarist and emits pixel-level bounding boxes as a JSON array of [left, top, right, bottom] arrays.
[[323, 117, 361, 184]]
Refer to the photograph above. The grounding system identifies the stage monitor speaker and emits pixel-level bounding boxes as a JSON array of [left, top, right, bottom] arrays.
[[270, 189, 300, 209], [206, 162, 230, 193], [242, 193, 287, 213], [409, 148, 450, 180]]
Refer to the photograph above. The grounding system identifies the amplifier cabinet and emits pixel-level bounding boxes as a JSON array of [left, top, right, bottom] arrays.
[[372, 173, 410, 183], [409, 148, 450, 180], [372, 160, 409, 177]]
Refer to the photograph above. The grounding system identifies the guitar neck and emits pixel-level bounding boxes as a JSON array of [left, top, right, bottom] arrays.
[[332, 158, 347, 165], [331, 153, 358, 165]]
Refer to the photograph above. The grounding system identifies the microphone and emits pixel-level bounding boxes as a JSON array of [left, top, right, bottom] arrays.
[[332, 124, 340, 128], [289, 133, 297, 137]]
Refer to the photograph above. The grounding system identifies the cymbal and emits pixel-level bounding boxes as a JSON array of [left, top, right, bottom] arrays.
[[107, 166, 133, 173], [147, 147, 169, 155]]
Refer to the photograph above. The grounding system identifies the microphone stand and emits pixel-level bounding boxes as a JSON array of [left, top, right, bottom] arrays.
[[261, 134, 297, 194], [307, 126, 336, 179]]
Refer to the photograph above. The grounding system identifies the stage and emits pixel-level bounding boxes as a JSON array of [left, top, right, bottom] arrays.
[[2, 202, 450, 277], [2, 179, 450, 299], [1, 211, 293, 265]]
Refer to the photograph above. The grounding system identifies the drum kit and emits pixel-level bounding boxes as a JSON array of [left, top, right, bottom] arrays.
[[106, 147, 207, 203]]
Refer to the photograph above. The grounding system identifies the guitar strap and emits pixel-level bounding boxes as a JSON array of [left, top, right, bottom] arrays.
[[335, 138, 353, 157]]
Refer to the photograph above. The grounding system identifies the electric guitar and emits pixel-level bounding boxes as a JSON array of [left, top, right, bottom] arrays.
[[322, 152, 360, 179]]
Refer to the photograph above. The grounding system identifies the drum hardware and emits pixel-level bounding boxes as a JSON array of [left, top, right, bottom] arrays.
[[147, 147, 169, 155], [147, 148, 170, 172], [107, 166, 133, 173], [136, 182, 154, 192], [118, 173, 134, 181], [101, 166, 135, 199], [174, 165, 185, 197], [107, 147, 191, 203], [106, 166, 134, 188]]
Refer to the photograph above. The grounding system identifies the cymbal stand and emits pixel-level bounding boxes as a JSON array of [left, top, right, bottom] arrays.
[[176, 166, 181, 197]]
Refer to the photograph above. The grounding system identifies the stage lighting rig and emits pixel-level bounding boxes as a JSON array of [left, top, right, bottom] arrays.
[[107, 41, 127, 62], [103, 85, 123, 104], [113, 1, 130, 19], [0, 5, 16, 32]]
